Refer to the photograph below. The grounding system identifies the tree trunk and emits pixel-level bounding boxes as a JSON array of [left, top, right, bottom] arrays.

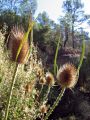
[[64, 26, 68, 47], [72, 23, 75, 48]]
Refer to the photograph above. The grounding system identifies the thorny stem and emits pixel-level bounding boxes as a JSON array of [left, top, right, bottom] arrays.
[[44, 86, 50, 102], [4, 63, 19, 120], [39, 85, 44, 96], [44, 87, 66, 120], [77, 35, 85, 74], [39, 85, 51, 105], [54, 33, 61, 75]]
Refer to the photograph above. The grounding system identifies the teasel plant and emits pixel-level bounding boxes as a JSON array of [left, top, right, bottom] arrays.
[[32, 71, 55, 120], [44, 35, 85, 120], [39, 72, 55, 104], [4, 20, 34, 120]]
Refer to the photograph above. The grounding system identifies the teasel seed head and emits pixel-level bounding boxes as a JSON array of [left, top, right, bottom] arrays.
[[25, 81, 34, 94], [8, 26, 29, 64], [39, 77, 46, 85], [40, 104, 48, 114], [46, 72, 55, 86], [57, 63, 77, 88], [36, 67, 43, 78]]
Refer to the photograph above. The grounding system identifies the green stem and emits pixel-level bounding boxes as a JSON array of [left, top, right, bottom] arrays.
[[4, 63, 19, 120], [39, 85, 50, 104], [54, 37, 61, 75], [77, 36, 85, 76], [44, 87, 66, 120]]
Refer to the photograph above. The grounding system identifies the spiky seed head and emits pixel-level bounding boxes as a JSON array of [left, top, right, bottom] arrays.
[[39, 77, 46, 85], [46, 72, 55, 86], [8, 26, 29, 64], [40, 104, 47, 114], [36, 68, 43, 78], [57, 63, 77, 88], [25, 82, 34, 93]]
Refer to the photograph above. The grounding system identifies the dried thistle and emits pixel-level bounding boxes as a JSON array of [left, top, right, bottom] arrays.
[[36, 67, 44, 78], [46, 72, 55, 86], [40, 104, 48, 114], [8, 26, 29, 64], [39, 77, 46, 85], [57, 63, 77, 88], [25, 81, 35, 94]]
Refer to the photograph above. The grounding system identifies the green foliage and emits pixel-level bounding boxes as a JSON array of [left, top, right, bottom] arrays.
[[0, 0, 37, 15], [19, 0, 37, 15], [77, 35, 85, 73], [60, 0, 90, 48], [37, 11, 51, 27], [0, 0, 37, 31]]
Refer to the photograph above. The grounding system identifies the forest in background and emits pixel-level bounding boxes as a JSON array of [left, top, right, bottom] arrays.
[[1, 0, 90, 79], [0, 0, 90, 49]]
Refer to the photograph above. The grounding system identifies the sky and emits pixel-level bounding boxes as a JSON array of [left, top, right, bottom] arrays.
[[35, 0, 63, 23], [34, 0, 90, 32]]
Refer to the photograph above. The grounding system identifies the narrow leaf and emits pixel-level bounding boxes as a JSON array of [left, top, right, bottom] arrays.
[[15, 21, 34, 62], [77, 35, 85, 74]]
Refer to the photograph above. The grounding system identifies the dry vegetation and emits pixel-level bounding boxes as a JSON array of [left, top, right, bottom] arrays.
[[0, 22, 90, 120]]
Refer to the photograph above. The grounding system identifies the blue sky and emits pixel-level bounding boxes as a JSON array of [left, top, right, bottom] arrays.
[[34, 0, 90, 33]]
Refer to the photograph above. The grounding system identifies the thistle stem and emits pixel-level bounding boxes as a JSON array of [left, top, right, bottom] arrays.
[[4, 63, 19, 120], [54, 33, 61, 75], [44, 87, 66, 120], [44, 86, 50, 102], [77, 36, 85, 74]]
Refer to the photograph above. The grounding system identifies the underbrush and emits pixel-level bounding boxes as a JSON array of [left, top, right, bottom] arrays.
[[0, 30, 46, 120], [0, 25, 86, 120]]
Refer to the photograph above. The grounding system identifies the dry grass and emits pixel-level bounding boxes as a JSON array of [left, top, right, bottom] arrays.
[[0, 30, 48, 120]]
